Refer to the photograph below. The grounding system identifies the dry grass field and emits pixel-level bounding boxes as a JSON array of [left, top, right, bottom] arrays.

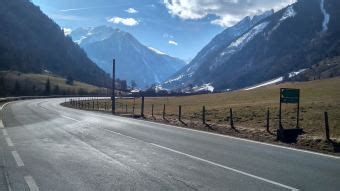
[[78, 77, 340, 140]]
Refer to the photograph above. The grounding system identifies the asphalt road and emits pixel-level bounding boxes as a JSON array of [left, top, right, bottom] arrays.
[[0, 98, 339, 191]]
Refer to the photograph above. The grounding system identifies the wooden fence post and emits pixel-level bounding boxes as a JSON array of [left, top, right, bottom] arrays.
[[151, 104, 154, 117], [324, 112, 330, 141], [266, 108, 270, 132], [141, 96, 145, 117], [179, 105, 182, 121], [163, 104, 166, 119], [230, 108, 234, 129], [202, 106, 206, 124]]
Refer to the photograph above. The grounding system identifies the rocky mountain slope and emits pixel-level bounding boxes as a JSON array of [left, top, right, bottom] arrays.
[[70, 26, 186, 88], [164, 0, 340, 91]]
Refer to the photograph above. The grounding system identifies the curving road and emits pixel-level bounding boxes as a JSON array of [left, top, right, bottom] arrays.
[[0, 98, 339, 190]]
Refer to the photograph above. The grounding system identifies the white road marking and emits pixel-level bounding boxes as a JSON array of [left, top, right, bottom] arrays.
[[60, 108, 340, 160], [103, 128, 138, 141], [150, 143, 299, 191], [0, 120, 4, 128], [61, 115, 81, 122], [24, 176, 39, 191], [61, 113, 298, 191], [11, 151, 24, 167], [0, 102, 8, 110], [85, 112, 340, 160], [5, 137, 14, 147], [2, 129, 8, 136], [61, 115, 138, 141]]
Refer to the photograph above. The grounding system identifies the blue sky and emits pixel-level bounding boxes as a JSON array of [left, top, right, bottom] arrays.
[[31, 0, 295, 62]]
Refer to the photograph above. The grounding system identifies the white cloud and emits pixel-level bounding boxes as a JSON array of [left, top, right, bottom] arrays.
[[163, 0, 296, 27], [126, 8, 138, 14], [62, 28, 72, 36], [107, 17, 139, 26], [169, 40, 178, 46]]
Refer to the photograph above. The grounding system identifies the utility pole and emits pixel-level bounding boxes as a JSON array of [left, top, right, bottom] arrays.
[[112, 59, 116, 114]]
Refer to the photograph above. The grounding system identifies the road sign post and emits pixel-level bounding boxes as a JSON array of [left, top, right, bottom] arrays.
[[277, 88, 303, 142]]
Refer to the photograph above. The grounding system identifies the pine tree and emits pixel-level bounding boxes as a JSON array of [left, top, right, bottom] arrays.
[[12, 81, 21, 96], [32, 84, 37, 96], [66, 76, 74, 85], [0, 76, 6, 97], [53, 85, 60, 95], [44, 78, 51, 95]]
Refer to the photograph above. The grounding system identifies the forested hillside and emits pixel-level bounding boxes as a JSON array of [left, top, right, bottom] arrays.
[[0, 0, 111, 87]]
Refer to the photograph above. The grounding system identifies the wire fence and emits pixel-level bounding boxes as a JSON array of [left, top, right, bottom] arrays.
[[64, 97, 339, 140]]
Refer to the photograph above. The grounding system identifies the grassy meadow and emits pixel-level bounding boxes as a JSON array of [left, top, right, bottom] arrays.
[[84, 77, 340, 139], [0, 71, 107, 95]]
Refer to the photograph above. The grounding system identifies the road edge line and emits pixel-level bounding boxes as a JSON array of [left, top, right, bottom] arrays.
[[150, 143, 299, 191], [83, 111, 340, 160], [24, 176, 39, 191]]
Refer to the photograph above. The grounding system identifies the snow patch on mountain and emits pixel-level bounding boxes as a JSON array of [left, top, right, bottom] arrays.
[[244, 77, 283, 90], [75, 36, 87, 44], [289, 68, 307, 78], [164, 72, 193, 84], [228, 22, 269, 50], [209, 21, 269, 71], [192, 83, 214, 92], [244, 68, 307, 90], [320, 0, 330, 32], [280, 6, 296, 21], [267, 6, 297, 39], [148, 47, 166, 55], [72, 26, 117, 45], [164, 75, 185, 84]]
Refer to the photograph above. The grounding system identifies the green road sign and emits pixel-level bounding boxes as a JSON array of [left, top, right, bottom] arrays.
[[280, 88, 300, 103]]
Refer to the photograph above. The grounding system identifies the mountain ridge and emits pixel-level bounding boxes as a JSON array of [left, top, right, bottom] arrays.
[[164, 0, 340, 91], [69, 26, 186, 88]]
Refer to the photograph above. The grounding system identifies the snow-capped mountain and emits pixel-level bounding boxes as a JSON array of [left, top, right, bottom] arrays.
[[163, 10, 274, 90], [69, 26, 186, 88], [164, 0, 340, 91]]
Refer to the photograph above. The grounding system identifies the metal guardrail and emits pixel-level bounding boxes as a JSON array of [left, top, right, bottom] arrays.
[[0, 95, 110, 103]]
